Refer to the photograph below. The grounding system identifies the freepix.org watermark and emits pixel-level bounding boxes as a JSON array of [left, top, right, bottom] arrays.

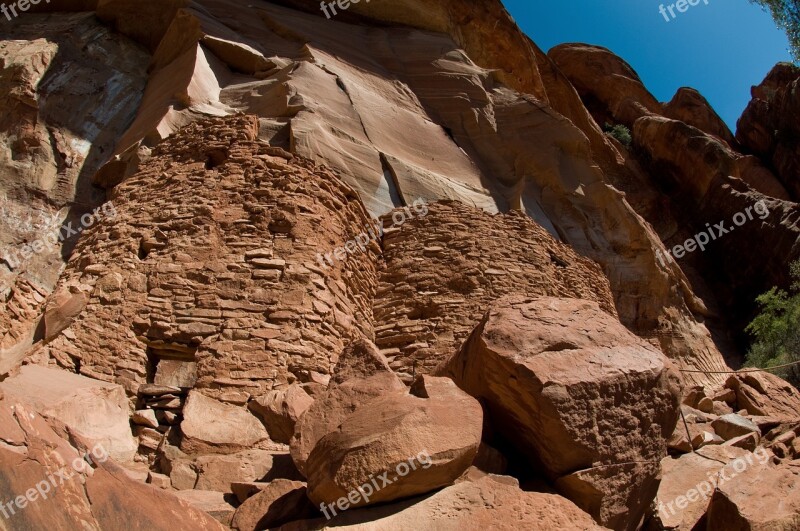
[[319, 449, 433, 519], [657, 447, 770, 519], [1, 0, 50, 22], [659, 0, 710, 22], [1, 202, 117, 271], [656, 199, 769, 266], [0, 443, 109, 521], [316, 198, 428, 270], [319, 0, 370, 19]]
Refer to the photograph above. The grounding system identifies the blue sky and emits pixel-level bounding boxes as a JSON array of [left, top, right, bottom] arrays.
[[501, 0, 793, 130]]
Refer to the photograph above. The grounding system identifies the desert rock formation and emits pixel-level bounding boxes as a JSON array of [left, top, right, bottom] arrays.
[[0, 1, 799, 530]]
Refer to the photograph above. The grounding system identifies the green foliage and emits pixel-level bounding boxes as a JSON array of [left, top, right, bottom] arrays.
[[750, 0, 800, 63], [745, 259, 800, 386], [603, 123, 632, 148]]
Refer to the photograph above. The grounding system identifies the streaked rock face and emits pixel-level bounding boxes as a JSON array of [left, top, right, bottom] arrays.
[[2, 0, 742, 387], [0, 13, 149, 367]]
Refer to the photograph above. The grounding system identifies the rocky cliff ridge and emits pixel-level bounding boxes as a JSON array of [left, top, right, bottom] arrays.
[[1, 1, 799, 530]]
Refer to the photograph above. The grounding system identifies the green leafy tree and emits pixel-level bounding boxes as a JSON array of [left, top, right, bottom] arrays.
[[745, 260, 800, 386], [750, 0, 800, 63], [603, 123, 632, 148]]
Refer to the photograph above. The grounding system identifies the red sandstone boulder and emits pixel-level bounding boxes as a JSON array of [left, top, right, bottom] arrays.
[[287, 473, 606, 530], [441, 295, 682, 530], [290, 339, 407, 475], [0, 401, 226, 530], [231, 479, 316, 530], [193, 450, 275, 492], [725, 372, 800, 420], [304, 375, 482, 509], [248, 384, 314, 444], [651, 445, 755, 530], [706, 453, 800, 529], [711, 413, 761, 441], [180, 391, 270, 454], [0, 365, 137, 462]]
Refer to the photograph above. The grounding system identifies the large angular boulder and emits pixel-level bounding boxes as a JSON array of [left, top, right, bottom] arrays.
[[294, 473, 606, 530], [304, 375, 482, 509], [0, 365, 137, 461], [248, 384, 314, 444], [711, 413, 761, 441], [290, 339, 407, 475], [706, 453, 800, 529], [180, 391, 270, 454], [193, 450, 275, 492], [441, 296, 682, 530], [0, 401, 225, 530], [231, 479, 316, 531], [725, 372, 800, 419], [651, 445, 753, 530]]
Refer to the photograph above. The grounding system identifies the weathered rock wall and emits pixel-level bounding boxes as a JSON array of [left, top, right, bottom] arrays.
[[1, 0, 741, 385], [30, 115, 379, 402], [0, 13, 149, 370], [374, 200, 616, 377]]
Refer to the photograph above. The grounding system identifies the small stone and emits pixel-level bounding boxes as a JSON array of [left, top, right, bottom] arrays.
[[148, 396, 183, 409], [693, 430, 724, 448], [697, 397, 714, 413], [133, 426, 163, 451], [156, 410, 180, 424], [711, 414, 761, 441], [147, 471, 171, 489], [138, 384, 182, 397], [250, 258, 285, 270], [724, 432, 760, 451], [252, 269, 282, 281], [132, 409, 159, 429], [244, 248, 273, 260]]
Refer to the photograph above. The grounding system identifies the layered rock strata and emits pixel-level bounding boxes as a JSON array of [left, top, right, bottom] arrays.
[[1, 0, 738, 385], [374, 200, 617, 377], [30, 115, 379, 404]]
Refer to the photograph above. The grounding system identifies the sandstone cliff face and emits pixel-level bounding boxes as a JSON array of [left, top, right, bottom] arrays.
[[2, 0, 734, 385], [1, 1, 799, 530], [551, 42, 800, 346], [0, 12, 149, 370], [737, 63, 800, 199]]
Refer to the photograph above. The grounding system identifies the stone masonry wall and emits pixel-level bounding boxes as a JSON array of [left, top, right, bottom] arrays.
[[373, 200, 618, 378], [33, 115, 379, 403]]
